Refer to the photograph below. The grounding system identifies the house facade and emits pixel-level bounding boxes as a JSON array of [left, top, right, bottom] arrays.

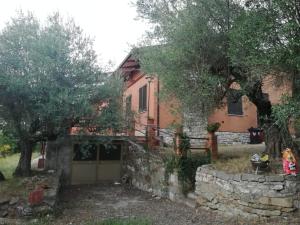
[[118, 54, 180, 144], [118, 53, 292, 145]]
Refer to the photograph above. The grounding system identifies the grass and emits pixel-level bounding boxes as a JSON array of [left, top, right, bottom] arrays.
[[0, 152, 39, 179], [212, 144, 284, 174], [212, 144, 263, 173], [0, 152, 40, 197]]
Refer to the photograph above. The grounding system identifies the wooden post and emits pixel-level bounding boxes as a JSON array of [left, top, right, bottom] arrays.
[[147, 118, 155, 150], [174, 126, 183, 156], [207, 132, 218, 160]]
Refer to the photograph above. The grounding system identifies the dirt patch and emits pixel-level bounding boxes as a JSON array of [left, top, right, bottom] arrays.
[[26, 183, 299, 225]]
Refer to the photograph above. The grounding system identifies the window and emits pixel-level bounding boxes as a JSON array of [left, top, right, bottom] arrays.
[[125, 95, 132, 116], [99, 144, 121, 160], [73, 143, 97, 161], [139, 85, 147, 112], [227, 89, 243, 115]]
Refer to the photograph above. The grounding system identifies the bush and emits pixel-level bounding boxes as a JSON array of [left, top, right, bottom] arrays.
[[206, 122, 221, 133], [0, 144, 11, 157], [164, 151, 211, 194], [0, 132, 17, 157]]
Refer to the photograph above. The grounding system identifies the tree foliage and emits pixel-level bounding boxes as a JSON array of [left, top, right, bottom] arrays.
[[135, 0, 300, 156], [230, 0, 300, 129], [0, 12, 122, 176]]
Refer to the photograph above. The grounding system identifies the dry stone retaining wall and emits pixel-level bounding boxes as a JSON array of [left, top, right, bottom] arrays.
[[195, 165, 300, 218], [122, 141, 183, 201]]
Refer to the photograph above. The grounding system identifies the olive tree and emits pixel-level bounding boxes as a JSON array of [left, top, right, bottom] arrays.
[[135, 0, 300, 157], [0, 12, 122, 176]]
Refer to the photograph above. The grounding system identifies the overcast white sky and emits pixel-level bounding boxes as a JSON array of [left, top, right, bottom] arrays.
[[0, 0, 149, 69]]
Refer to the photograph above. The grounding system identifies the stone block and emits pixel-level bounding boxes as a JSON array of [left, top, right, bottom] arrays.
[[232, 174, 242, 181], [281, 207, 296, 213], [205, 169, 217, 177], [216, 179, 233, 192], [184, 198, 197, 208], [187, 192, 198, 200], [241, 174, 264, 182], [169, 173, 179, 185], [235, 184, 250, 194], [196, 196, 208, 206], [200, 191, 216, 202], [216, 171, 232, 181], [251, 208, 281, 217], [258, 197, 293, 208], [207, 202, 219, 210], [265, 176, 284, 182], [0, 198, 9, 206], [271, 184, 284, 191]]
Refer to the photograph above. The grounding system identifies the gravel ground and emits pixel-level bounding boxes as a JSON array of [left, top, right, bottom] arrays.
[[33, 183, 299, 225]]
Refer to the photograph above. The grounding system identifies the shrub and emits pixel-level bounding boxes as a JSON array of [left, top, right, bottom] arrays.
[[0, 144, 11, 157], [206, 122, 221, 133], [164, 151, 211, 194], [0, 132, 17, 157]]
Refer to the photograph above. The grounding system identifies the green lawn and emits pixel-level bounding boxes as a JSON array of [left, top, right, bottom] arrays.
[[0, 152, 40, 199], [0, 152, 39, 179]]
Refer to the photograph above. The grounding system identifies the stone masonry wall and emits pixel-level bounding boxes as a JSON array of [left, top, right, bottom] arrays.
[[159, 129, 175, 146], [122, 141, 183, 201], [183, 113, 207, 139], [216, 132, 250, 145], [45, 138, 72, 185], [195, 165, 300, 218]]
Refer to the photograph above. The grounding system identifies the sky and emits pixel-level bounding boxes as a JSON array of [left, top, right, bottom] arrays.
[[0, 0, 149, 70]]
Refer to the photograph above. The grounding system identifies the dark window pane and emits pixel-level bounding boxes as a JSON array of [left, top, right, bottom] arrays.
[[73, 143, 97, 161], [227, 89, 243, 115], [99, 144, 121, 160], [126, 95, 132, 116], [139, 85, 147, 112], [143, 85, 147, 111]]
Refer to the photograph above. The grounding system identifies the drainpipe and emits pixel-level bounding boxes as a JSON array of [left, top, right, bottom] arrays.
[[157, 78, 160, 137]]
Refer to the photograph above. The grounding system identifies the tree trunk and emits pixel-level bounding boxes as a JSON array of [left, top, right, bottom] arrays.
[[0, 171, 5, 181], [246, 81, 295, 158], [14, 139, 33, 177], [263, 121, 297, 158]]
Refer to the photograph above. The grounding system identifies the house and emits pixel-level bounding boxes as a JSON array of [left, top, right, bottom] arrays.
[[118, 53, 181, 144], [117, 52, 292, 145]]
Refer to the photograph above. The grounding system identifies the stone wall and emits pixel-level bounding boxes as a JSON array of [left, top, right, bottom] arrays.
[[45, 138, 73, 185], [122, 141, 183, 201], [183, 113, 207, 140], [216, 131, 250, 145], [195, 165, 300, 218], [159, 129, 175, 146]]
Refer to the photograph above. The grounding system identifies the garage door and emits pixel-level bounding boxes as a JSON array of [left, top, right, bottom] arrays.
[[71, 142, 122, 185]]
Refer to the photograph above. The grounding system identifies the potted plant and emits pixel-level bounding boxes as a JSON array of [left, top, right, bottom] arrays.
[[206, 122, 221, 133]]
